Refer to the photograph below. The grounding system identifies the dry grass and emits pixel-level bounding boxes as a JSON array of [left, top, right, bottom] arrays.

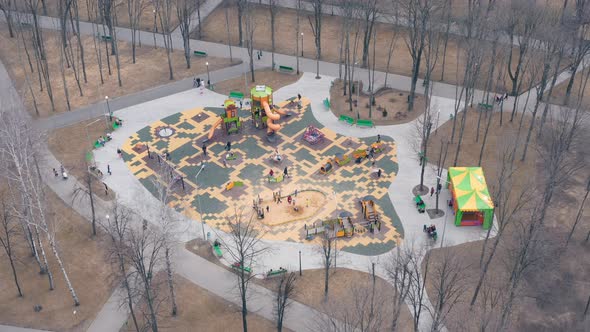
[[48, 118, 117, 201], [550, 67, 590, 108], [426, 108, 540, 192], [0, 188, 116, 332], [0, 24, 238, 118], [329, 79, 426, 125], [199, 3, 566, 93], [185, 240, 414, 331], [255, 268, 414, 332], [212, 68, 302, 96], [12, 0, 181, 32], [120, 274, 285, 332]]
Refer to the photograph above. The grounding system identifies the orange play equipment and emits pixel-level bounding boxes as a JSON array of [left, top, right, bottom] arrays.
[[250, 85, 286, 140], [208, 99, 241, 140]]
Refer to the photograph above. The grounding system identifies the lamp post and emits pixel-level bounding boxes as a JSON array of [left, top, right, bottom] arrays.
[[84, 118, 102, 166], [205, 62, 210, 87], [242, 40, 248, 93], [152, 9, 157, 48], [195, 163, 207, 240], [355, 62, 360, 120], [105, 96, 112, 122], [300, 32, 304, 57]]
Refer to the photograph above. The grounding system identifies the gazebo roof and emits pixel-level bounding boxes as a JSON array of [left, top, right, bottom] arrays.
[[448, 167, 494, 211]]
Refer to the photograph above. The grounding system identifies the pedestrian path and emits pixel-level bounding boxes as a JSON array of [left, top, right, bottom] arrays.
[[172, 0, 224, 37], [0, 326, 52, 332]]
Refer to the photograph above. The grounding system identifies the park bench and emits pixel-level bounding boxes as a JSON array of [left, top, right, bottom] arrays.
[[193, 50, 207, 57], [213, 244, 223, 258], [356, 119, 374, 128], [232, 263, 252, 274], [279, 65, 294, 73], [323, 98, 331, 109], [338, 115, 355, 125], [414, 195, 426, 213], [266, 268, 288, 278], [229, 91, 244, 100], [100, 35, 112, 41], [478, 103, 493, 111]]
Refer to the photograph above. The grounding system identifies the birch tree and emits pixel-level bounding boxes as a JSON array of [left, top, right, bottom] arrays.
[[221, 210, 268, 332], [176, 0, 194, 68], [269, 0, 278, 70], [308, 0, 324, 78], [243, 2, 256, 82], [0, 191, 24, 297], [158, 0, 175, 80]]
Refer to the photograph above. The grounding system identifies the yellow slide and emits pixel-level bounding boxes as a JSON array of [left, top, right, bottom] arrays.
[[208, 118, 223, 140], [262, 101, 281, 133]]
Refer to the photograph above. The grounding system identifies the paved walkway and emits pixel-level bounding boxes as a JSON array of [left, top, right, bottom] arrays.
[[172, 0, 224, 37], [0, 326, 52, 332]]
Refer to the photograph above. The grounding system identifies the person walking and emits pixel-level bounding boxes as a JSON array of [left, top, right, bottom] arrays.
[[283, 166, 289, 178], [53, 168, 58, 177], [202, 142, 207, 157], [107, 164, 111, 175], [431, 187, 435, 196], [377, 134, 381, 143], [377, 169, 382, 178], [225, 141, 231, 151]]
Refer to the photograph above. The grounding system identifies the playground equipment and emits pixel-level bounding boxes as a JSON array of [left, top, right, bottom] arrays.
[[208, 99, 242, 140], [334, 153, 351, 166], [250, 85, 285, 141], [447, 167, 494, 229], [320, 160, 334, 174], [225, 181, 244, 191], [360, 199, 380, 224], [301, 125, 325, 145]]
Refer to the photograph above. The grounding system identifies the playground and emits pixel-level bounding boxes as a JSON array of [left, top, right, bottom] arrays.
[[121, 87, 403, 255]]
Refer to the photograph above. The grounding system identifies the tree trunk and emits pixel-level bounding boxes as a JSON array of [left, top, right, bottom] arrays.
[[35, 226, 54, 290], [165, 247, 177, 316], [566, 182, 589, 246], [49, 235, 80, 305]]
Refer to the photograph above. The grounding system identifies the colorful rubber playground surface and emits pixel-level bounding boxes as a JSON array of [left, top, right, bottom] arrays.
[[121, 97, 405, 255]]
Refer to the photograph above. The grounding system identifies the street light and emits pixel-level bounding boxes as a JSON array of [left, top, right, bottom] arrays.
[[355, 62, 360, 120], [205, 62, 210, 87], [301, 33, 305, 57], [195, 163, 207, 240], [105, 96, 112, 122]]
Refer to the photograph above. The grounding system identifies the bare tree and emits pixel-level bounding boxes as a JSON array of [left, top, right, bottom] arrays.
[[428, 249, 467, 332], [398, 0, 439, 111], [176, 0, 194, 68], [157, 0, 175, 80], [308, 0, 324, 78], [224, 1, 233, 61], [274, 272, 297, 332], [0, 191, 24, 297], [565, 176, 589, 246], [384, 246, 414, 331], [318, 231, 336, 299], [295, 0, 301, 74], [237, 0, 246, 46], [562, 0, 590, 105], [0, 0, 15, 38], [220, 210, 268, 332], [404, 243, 431, 332], [102, 202, 141, 332], [269, 0, 278, 70], [72, 159, 100, 236], [243, 1, 256, 82], [127, 0, 147, 63], [360, 0, 378, 68]]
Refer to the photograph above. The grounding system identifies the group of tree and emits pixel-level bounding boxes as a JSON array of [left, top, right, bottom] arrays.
[[0, 0, 205, 115]]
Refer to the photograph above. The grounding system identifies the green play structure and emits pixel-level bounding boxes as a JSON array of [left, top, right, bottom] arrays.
[[447, 167, 494, 229]]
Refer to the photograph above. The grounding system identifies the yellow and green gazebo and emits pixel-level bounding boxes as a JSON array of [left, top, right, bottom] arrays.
[[447, 167, 494, 229]]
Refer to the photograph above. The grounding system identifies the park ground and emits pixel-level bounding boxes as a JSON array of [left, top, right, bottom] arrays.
[[0, 23, 237, 117], [198, 2, 571, 94]]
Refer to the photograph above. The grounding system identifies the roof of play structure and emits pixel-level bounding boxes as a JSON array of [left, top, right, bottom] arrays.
[[250, 85, 273, 98], [448, 167, 494, 212]]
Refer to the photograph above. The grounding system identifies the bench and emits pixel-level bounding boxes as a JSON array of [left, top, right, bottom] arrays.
[[414, 195, 426, 213], [339, 115, 355, 125], [229, 91, 244, 100], [232, 263, 252, 274], [266, 268, 288, 278], [193, 50, 207, 57], [100, 35, 112, 41], [213, 244, 223, 257], [357, 119, 374, 128], [279, 65, 294, 73], [478, 103, 493, 111], [323, 98, 331, 109]]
